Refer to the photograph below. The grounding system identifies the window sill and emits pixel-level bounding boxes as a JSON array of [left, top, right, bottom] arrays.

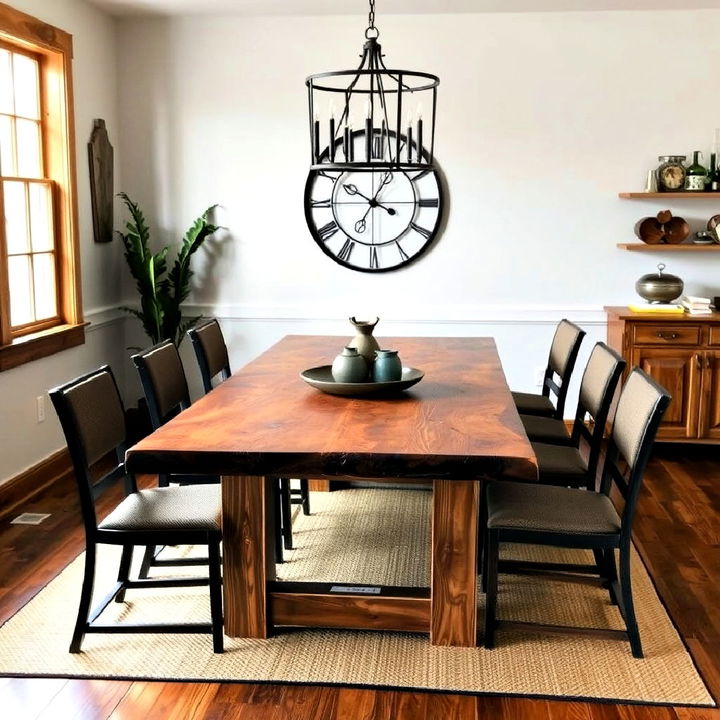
[[0, 322, 86, 372]]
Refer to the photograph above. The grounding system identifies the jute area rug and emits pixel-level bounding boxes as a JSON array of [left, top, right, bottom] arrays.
[[0, 488, 713, 706]]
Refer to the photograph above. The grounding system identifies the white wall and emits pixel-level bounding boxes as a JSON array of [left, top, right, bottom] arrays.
[[115, 9, 720, 400], [0, 0, 124, 486], [4, 5, 720, 486]]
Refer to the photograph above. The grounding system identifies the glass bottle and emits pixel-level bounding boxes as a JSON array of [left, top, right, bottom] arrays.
[[684, 150, 707, 192], [711, 153, 720, 192]]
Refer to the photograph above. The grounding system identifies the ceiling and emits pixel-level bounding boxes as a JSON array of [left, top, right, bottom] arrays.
[[86, 0, 720, 17]]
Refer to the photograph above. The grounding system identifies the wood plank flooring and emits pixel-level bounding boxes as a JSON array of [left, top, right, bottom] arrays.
[[0, 446, 718, 719]]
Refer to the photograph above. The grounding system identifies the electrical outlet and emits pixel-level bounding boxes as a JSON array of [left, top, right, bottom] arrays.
[[534, 367, 545, 387], [36, 395, 45, 423]]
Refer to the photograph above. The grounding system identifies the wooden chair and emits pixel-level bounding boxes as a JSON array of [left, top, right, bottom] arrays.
[[187, 319, 311, 554], [187, 318, 231, 394], [483, 368, 671, 657], [49, 365, 223, 654], [511, 319, 585, 420], [512, 343, 625, 491], [520, 341, 625, 449]]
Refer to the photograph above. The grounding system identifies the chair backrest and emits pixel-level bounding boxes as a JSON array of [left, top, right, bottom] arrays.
[[542, 319, 586, 418], [600, 368, 671, 538], [187, 319, 231, 394], [49, 366, 133, 531], [132, 340, 191, 430], [570, 342, 626, 484]]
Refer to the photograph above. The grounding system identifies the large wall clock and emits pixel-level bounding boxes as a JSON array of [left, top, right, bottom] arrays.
[[304, 133, 444, 273]]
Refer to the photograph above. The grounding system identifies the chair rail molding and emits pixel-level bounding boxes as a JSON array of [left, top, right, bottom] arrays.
[[181, 303, 608, 327]]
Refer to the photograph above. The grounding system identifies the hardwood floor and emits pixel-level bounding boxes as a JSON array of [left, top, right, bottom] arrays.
[[0, 446, 719, 719]]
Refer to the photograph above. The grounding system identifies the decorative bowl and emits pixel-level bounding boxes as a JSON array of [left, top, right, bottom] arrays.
[[300, 366, 424, 397]]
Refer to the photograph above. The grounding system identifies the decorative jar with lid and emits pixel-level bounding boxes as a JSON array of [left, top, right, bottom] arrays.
[[656, 156, 687, 192]]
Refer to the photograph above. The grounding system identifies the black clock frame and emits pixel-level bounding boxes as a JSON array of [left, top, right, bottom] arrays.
[[304, 130, 444, 273]]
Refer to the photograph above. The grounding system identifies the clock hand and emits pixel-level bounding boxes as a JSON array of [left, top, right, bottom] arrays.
[[355, 206, 372, 233], [371, 171, 394, 202], [343, 183, 373, 203]]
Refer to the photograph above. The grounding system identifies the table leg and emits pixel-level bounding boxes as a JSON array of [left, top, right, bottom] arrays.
[[430, 479, 479, 646], [221, 475, 276, 637]]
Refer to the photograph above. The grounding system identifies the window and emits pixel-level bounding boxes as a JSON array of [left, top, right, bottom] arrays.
[[0, 4, 83, 371]]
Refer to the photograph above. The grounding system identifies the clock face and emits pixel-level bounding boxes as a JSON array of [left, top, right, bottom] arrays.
[[304, 136, 443, 272]]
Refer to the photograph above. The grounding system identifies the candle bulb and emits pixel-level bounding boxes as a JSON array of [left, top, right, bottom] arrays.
[[313, 116, 320, 164], [416, 117, 423, 164], [406, 113, 413, 164], [365, 97, 372, 163]]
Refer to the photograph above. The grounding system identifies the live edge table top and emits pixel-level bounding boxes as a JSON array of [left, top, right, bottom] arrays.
[[125, 335, 536, 482]]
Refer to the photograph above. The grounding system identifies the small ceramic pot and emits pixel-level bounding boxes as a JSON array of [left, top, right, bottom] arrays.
[[348, 316, 380, 363], [331, 347, 368, 383], [372, 349, 402, 382]]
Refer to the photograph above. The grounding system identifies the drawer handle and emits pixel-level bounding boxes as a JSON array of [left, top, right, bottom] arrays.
[[656, 332, 680, 340], [697, 354, 702, 371], [707, 356, 713, 370]]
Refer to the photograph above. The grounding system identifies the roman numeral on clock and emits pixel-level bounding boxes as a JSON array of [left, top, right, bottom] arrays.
[[410, 168, 431, 182], [396, 241, 409, 262], [369, 246, 379, 269], [338, 239, 355, 262], [318, 221, 339, 241], [418, 198, 439, 207], [311, 198, 332, 208], [410, 222, 432, 239]]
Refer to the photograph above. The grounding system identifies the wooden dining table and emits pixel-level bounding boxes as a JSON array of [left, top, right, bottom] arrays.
[[125, 335, 537, 647]]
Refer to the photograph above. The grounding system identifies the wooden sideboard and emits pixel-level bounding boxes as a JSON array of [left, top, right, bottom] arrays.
[[606, 306, 720, 443]]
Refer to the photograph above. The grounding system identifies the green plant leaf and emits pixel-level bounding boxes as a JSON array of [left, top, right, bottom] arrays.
[[117, 194, 222, 348]]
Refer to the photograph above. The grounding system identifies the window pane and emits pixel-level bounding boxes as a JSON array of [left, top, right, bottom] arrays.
[[8, 254, 34, 326], [0, 50, 13, 115], [32, 252, 56, 320], [29, 182, 53, 251], [13, 53, 39, 120], [3, 180, 29, 254], [0, 115, 14, 175], [16, 119, 41, 177]]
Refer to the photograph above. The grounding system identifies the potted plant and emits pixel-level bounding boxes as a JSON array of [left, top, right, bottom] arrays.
[[117, 192, 220, 347]]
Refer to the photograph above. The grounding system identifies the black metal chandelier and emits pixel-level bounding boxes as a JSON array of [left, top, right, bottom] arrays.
[[305, 0, 440, 171]]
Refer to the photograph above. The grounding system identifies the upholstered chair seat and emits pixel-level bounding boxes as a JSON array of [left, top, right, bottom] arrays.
[[100, 485, 220, 532], [487, 482, 621, 535], [519, 414, 573, 445], [530, 441, 588, 485], [511, 392, 555, 418]]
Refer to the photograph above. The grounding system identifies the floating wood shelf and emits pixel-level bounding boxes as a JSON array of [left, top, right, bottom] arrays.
[[617, 243, 720, 252], [619, 192, 720, 199]]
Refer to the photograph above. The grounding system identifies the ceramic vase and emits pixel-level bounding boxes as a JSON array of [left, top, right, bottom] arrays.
[[331, 346, 368, 383], [372, 349, 402, 382], [347, 316, 380, 363]]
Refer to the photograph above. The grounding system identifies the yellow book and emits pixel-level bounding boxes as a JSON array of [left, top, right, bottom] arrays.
[[627, 303, 684, 313]]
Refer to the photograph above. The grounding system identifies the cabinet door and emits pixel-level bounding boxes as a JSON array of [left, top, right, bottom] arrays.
[[699, 351, 720, 439], [630, 348, 701, 439]]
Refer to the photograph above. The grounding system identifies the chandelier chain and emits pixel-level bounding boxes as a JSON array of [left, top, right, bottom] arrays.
[[367, 0, 375, 31]]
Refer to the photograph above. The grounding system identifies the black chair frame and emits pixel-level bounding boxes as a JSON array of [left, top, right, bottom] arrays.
[[483, 369, 671, 658], [539, 321, 586, 420], [50, 365, 223, 654], [545, 342, 625, 491]]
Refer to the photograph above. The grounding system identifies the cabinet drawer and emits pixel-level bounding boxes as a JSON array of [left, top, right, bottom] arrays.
[[708, 326, 720, 346], [632, 324, 701, 346]]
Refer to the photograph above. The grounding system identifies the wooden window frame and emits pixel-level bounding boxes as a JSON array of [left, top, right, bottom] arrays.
[[0, 2, 83, 372]]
